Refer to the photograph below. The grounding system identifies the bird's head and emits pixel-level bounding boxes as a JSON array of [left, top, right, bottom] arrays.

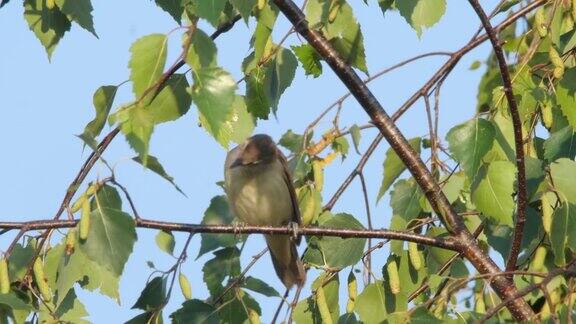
[[229, 134, 278, 169]]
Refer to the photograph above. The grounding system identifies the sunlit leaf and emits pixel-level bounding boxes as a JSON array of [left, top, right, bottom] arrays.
[[378, 137, 421, 201], [471, 161, 516, 226]]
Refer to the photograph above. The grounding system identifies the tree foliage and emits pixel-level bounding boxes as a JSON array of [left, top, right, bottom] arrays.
[[2, 0, 576, 323]]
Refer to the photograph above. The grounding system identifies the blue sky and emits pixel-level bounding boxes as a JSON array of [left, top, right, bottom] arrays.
[[0, 0, 503, 322]]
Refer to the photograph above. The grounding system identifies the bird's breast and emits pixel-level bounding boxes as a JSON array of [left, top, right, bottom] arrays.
[[226, 160, 293, 226]]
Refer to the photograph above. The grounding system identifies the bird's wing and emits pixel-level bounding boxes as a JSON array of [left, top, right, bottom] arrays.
[[277, 148, 302, 242]]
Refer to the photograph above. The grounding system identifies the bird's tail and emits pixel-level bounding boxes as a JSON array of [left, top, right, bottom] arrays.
[[265, 234, 306, 289]]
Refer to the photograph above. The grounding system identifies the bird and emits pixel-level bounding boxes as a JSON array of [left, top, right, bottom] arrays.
[[224, 134, 306, 289]]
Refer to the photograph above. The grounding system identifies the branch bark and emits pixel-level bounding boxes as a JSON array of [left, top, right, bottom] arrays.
[[467, 0, 528, 280], [0, 219, 459, 250], [271, 0, 536, 320]]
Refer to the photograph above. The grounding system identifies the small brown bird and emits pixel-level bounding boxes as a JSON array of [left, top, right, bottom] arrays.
[[224, 134, 305, 289]]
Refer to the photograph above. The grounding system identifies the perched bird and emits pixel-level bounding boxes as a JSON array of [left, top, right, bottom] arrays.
[[224, 134, 306, 289]]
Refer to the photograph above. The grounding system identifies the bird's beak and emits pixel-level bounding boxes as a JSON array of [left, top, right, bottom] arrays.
[[230, 157, 244, 169]]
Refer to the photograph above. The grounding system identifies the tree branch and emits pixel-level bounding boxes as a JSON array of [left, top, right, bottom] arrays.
[[479, 259, 576, 323], [322, 0, 546, 211], [272, 0, 537, 320], [0, 218, 459, 251], [467, 0, 528, 278]]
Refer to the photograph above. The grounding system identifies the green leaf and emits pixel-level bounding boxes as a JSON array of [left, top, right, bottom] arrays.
[[377, 137, 421, 201], [48, 239, 120, 303], [197, 196, 240, 258], [185, 29, 217, 71], [264, 46, 298, 114], [471, 161, 516, 226], [79, 188, 137, 276], [228, 96, 256, 144], [82, 85, 117, 139], [241, 276, 280, 297], [354, 281, 388, 323], [550, 203, 573, 266], [425, 227, 458, 274], [39, 289, 89, 324], [390, 178, 423, 224], [557, 72, 576, 128], [171, 299, 221, 324], [196, 0, 227, 26], [244, 66, 271, 119], [190, 67, 237, 147], [303, 213, 366, 270], [202, 247, 240, 297], [54, 0, 96, 36], [132, 277, 167, 311], [155, 0, 183, 23], [292, 44, 322, 77], [525, 157, 545, 202], [146, 74, 191, 124], [339, 313, 360, 324], [332, 136, 349, 159], [217, 289, 261, 324], [446, 118, 495, 181], [485, 207, 542, 261], [7, 243, 34, 282], [279, 130, 305, 153], [0, 293, 32, 311], [397, 0, 446, 37], [23, 0, 71, 59], [253, 2, 278, 62], [129, 34, 168, 98], [230, 0, 255, 21], [349, 124, 361, 154], [324, 1, 367, 73], [543, 125, 576, 161], [133, 155, 186, 196], [550, 158, 576, 203], [483, 112, 515, 162], [125, 311, 163, 324], [155, 230, 175, 255], [119, 106, 155, 165], [420, 172, 465, 213]]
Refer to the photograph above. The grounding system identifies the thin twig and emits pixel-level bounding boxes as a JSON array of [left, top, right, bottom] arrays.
[[213, 248, 269, 305]]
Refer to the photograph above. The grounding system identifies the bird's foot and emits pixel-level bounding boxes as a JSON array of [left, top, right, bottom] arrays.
[[233, 221, 247, 240], [288, 221, 300, 242]]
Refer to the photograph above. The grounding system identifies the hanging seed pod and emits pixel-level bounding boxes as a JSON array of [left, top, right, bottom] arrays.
[[549, 47, 565, 79], [79, 199, 91, 241], [408, 242, 422, 271], [535, 8, 548, 38], [65, 228, 77, 255], [178, 272, 192, 300], [541, 193, 553, 234], [33, 258, 51, 302], [316, 286, 333, 324], [541, 102, 553, 130], [387, 259, 400, 295], [346, 271, 357, 313], [0, 258, 10, 294]]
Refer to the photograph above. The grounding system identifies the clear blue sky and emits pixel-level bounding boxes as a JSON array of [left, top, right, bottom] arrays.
[[0, 0, 502, 322]]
